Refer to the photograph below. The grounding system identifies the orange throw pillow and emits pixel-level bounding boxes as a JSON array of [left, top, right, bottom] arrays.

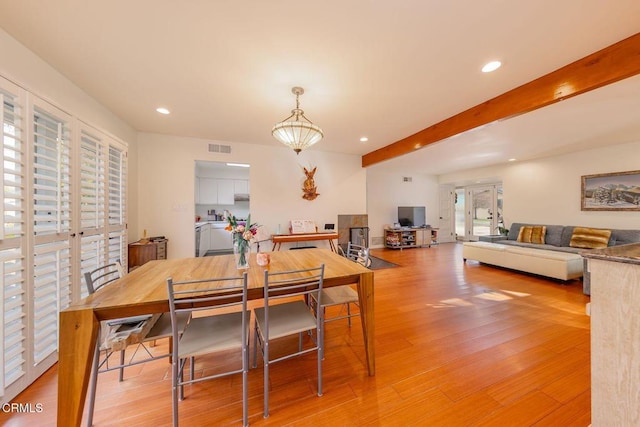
[[569, 227, 611, 249], [517, 225, 546, 244]]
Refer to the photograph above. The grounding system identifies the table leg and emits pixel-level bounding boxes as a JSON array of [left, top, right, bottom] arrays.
[[357, 271, 375, 375], [58, 308, 99, 426]]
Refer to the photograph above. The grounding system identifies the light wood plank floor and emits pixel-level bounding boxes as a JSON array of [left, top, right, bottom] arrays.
[[0, 243, 591, 426]]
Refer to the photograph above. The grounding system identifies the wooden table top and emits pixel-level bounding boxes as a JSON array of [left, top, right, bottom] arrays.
[[67, 248, 370, 320]]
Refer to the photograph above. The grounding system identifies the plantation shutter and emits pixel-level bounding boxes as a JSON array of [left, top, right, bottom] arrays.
[[0, 79, 27, 398], [0, 75, 129, 403], [78, 128, 107, 299], [107, 142, 127, 266], [31, 102, 72, 367]]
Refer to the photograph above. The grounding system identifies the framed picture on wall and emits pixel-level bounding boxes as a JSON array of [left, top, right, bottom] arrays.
[[581, 170, 640, 211]]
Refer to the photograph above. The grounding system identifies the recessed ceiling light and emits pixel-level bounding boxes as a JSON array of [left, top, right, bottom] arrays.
[[360, 137, 368, 142], [481, 61, 502, 73], [508, 158, 517, 162], [226, 163, 250, 168], [156, 107, 170, 115]]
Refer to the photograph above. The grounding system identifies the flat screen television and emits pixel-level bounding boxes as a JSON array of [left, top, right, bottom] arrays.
[[398, 206, 426, 228]]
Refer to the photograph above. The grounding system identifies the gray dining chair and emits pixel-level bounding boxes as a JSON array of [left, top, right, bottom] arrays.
[[252, 264, 325, 418], [310, 242, 369, 326], [167, 272, 249, 427], [84, 262, 190, 427]]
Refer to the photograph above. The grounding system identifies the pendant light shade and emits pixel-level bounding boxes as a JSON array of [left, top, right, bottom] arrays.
[[272, 87, 323, 154]]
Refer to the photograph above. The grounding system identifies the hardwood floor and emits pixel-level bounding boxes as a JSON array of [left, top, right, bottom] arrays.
[[0, 243, 591, 426]]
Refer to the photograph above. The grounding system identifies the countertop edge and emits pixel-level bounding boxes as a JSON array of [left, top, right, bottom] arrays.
[[582, 242, 640, 265]]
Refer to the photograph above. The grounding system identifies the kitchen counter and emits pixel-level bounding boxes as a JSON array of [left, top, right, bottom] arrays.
[[584, 242, 640, 426], [195, 221, 228, 228], [581, 242, 640, 265]]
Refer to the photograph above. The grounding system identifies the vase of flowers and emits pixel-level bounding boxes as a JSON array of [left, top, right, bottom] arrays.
[[225, 213, 259, 269]]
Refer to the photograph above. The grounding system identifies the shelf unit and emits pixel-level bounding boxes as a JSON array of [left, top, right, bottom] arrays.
[[385, 228, 417, 249], [385, 227, 437, 249]]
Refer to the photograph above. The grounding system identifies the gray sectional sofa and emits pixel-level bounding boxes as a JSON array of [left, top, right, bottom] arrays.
[[463, 222, 640, 295]]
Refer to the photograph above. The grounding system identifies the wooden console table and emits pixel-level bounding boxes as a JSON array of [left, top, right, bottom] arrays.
[[271, 232, 339, 252]]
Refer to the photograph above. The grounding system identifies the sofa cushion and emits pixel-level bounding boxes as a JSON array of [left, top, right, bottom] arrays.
[[517, 225, 546, 244], [544, 225, 565, 246], [569, 227, 612, 249], [498, 240, 584, 254], [561, 226, 576, 247], [610, 229, 640, 246]]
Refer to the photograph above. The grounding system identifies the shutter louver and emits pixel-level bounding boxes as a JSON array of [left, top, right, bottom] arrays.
[[108, 145, 125, 226], [1, 249, 26, 389], [33, 107, 71, 235], [2, 93, 24, 240], [79, 233, 105, 299], [80, 131, 105, 230], [32, 241, 71, 364], [0, 82, 26, 395]]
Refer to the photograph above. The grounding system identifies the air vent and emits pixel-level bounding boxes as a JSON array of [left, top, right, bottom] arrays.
[[208, 143, 231, 153], [371, 236, 384, 246], [403, 176, 412, 182]]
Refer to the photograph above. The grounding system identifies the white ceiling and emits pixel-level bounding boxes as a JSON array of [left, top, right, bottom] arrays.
[[1, 1, 639, 174]]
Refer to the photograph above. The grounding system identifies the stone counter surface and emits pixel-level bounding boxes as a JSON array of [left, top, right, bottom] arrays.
[[587, 241, 640, 426], [582, 242, 640, 265]]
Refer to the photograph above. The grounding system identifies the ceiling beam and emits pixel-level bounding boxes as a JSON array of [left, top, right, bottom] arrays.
[[362, 32, 640, 168]]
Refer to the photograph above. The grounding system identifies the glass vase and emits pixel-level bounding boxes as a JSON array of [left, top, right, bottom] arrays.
[[233, 234, 250, 269]]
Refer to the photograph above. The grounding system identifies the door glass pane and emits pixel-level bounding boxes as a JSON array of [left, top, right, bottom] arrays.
[[496, 185, 505, 234], [471, 188, 493, 237], [455, 188, 465, 239]]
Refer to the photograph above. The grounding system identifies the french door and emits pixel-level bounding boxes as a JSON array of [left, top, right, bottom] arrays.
[[0, 74, 128, 403], [455, 184, 503, 241], [469, 184, 503, 240]]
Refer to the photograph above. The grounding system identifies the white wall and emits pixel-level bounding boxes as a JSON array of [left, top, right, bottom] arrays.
[[366, 170, 439, 247], [136, 133, 367, 258], [440, 140, 640, 230]]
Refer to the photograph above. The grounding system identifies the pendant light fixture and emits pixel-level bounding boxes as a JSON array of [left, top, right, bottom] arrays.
[[272, 86, 324, 154]]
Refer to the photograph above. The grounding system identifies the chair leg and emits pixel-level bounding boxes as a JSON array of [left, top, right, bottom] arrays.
[[86, 343, 100, 427], [118, 350, 125, 382], [263, 339, 269, 418], [252, 319, 258, 369], [172, 354, 179, 427], [242, 337, 249, 427], [318, 319, 324, 396], [178, 358, 186, 401]]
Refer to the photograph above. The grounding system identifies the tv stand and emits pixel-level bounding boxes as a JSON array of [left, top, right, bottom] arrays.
[[385, 227, 435, 249]]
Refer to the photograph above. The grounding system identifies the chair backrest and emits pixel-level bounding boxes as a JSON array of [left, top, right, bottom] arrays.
[[345, 242, 370, 268], [84, 262, 125, 294], [262, 265, 325, 336], [166, 273, 249, 353]]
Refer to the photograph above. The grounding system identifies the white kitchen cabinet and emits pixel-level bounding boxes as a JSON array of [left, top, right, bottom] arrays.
[[233, 179, 249, 194], [217, 179, 235, 204], [197, 178, 234, 204], [198, 178, 218, 204]]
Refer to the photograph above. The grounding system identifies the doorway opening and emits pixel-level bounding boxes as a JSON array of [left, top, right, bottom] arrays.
[[194, 161, 250, 256], [454, 184, 503, 241]]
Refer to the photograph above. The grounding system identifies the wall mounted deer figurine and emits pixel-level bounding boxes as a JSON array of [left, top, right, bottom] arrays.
[[302, 166, 319, 200]]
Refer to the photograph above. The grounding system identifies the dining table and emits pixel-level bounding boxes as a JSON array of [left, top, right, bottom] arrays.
[[57, 248, 374, 426]]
